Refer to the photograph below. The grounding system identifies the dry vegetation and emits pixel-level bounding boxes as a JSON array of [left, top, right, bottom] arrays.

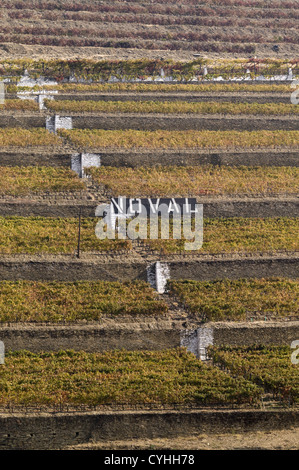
[[0, 167, 84, 196], [0, 217, 131, 254], [46, 99, 299, 115], [209, 346, 299, 404], [61, 129, 299, 150], [0, 0, 298, 54], [143, 217, 299, 254], [0, 216, 297, 255], [0, 349, 262, 407], [38, 82, 295, 94], [87, 165, 299, 197], [0, 129, 60, 147], [0, 99, 39, 111], [168, 278, 299, 321], [0, 280, 167, 322]]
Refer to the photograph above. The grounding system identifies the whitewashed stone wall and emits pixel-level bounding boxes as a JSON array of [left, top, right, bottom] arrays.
[[46, 115, 73, 134], [180, 327, 214, 360], [17, 70, 58, 88], [71, 153, 101, 177], [180, 329, 199, 357], [147, 261, 170, 294], [71, 153, 81, 176], [198, 327, 214, 360], [81, 153, 101, 177], [155, 262, 170, 294], [46, 116, 56, 133], [17, 91, 58, 110]]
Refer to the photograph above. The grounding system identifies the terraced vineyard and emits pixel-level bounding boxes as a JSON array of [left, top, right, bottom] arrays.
[[0, 129, 60, 147], [0, 167, 85, 195], [46, 100, 299, 115], [0, 216, 297, 255], [0, 349, 262, 407], [0, 0, 298, 56], [0, 280, 168, 322], [37, 83, 299, 93], [60, 129, 299, 149], [209, 346, 299, 404], [167, 278, 299, 321], [86, 166, 299, 196], [0, 347, 297, 408], [0, 278, 297, 323], [0, 55, 298, 450]]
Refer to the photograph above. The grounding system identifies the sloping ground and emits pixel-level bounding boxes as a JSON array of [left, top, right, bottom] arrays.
[[0, 42, 296, 60], [64, 427, 299, 450], [0, 65, 298, 449], [1, 409, 299, 450], [0, 0, 298, 57]]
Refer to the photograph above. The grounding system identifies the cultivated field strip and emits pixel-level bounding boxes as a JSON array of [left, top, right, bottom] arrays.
[[10, 83, 296, 93], [0, 216, 297, 255], [209, 345, 299, 404], [1, 0, 299, 55], [0, 19, 299, 450], [0, 278, 297, 323], [45, 100, 299, 115], [60, 129, 299, 149], [42, 92, 294, 105], [86, 165, 299, 197], [0, 349, 264, 407], [0, 347, 297, 410], [1, 165, 298, 197]]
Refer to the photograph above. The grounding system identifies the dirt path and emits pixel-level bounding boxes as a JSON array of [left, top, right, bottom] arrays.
[[65, 427, 299, 450], [0, 43, 297, 61]]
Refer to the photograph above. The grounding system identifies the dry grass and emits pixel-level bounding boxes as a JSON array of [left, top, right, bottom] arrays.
[[41, 82, 294, 93], [0, 99, 39, 111], [47, 99, 299, 115], [87, 165, 299, 197], [0, 216, 297, 255], [0, 280, 167, 322], [0, 167, 84, 196], [144, 217, 299, 254], [0, 128, 61, 147], [0, 217, 131, 254], [0, 349, 261, 406], [60, 129, 299, 150], [168, 278, 299, 321]]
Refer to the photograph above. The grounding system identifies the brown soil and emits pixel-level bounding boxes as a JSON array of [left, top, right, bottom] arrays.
[[0, 42, 297, 61], [65, 427, 299, 450], [0, 250, 298, 263]]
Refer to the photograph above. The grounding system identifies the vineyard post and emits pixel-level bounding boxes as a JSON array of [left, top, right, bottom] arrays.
[[0, 341, 4, 364], [77, 207, 82, 259], [0, 80, 4, 106]]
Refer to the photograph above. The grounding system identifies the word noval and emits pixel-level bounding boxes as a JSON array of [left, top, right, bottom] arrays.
[[95, 197, 203, 251]]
